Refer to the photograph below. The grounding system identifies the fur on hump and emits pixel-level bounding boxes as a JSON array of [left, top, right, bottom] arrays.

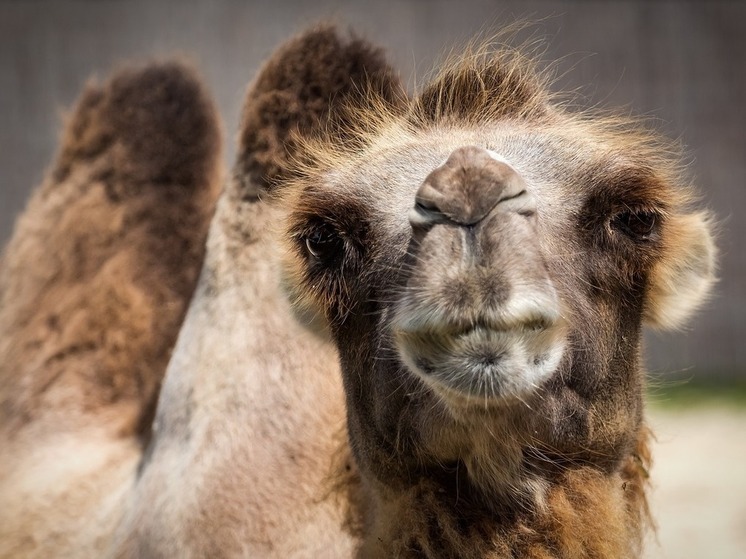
[[234, 23, 407, 196], [0, 60, 222, 440]]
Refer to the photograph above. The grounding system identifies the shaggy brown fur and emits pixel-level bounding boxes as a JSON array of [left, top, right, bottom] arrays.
[[0, 62, 222, 441], [269, 26, 715, 559], [359, 429, 651, 559]]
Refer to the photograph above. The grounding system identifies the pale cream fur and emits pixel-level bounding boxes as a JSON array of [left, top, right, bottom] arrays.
[[644, 211, 716, 329]]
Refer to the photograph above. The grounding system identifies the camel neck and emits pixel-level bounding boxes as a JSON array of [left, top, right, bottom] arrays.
[[358, 442, 650, 559]]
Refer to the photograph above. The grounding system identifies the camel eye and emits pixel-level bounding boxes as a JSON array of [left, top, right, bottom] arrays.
[[611, 209, 658, 240], [304, 224, 343, 263]]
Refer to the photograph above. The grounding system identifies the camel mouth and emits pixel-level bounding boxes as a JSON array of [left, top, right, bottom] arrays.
[[417, 316, 554, 337], [394, 315, 567, 403]]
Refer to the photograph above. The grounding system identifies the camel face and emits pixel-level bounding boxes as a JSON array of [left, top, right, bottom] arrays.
[[282, 77, 715, 498]]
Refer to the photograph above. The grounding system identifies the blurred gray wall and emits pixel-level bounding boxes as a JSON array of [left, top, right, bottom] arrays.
[[1, 0, 743, 379]]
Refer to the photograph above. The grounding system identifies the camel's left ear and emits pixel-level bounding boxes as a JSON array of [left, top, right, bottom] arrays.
[[644, 211, 717, 330], [235, 25, 405, 197]]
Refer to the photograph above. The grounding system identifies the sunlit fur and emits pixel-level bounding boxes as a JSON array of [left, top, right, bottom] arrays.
[[277, 26, 716, 559], [0, 62, 221, 557]]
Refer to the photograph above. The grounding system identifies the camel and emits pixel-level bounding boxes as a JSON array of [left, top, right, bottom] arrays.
[[269, 28, 717, 558], [0, 24, 715, 559], [0, 61, 222, 557]]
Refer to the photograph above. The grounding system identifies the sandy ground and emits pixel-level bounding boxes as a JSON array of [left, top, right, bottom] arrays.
[[645, 407, 746, 559]]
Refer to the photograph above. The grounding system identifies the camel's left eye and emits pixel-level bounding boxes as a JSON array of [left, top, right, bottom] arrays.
[[304, 225, 343, 262], [611, 209, 658, 240]]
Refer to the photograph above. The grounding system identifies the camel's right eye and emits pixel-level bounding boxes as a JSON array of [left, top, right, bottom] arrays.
[[610, 209, 658, 241], [304, 224, 344, 263]]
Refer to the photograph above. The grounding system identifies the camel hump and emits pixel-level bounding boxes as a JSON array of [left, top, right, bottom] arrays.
[[53, 60, 221, 191], [234, 25, 404, 195], [0, 61, 222, 439]]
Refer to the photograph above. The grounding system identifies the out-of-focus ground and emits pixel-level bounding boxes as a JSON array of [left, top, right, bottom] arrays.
[[646, 395, 746, 559]]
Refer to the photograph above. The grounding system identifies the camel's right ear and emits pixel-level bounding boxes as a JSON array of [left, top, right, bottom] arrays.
[[644, 211, 717, 330], [234, 25, 404, 197]]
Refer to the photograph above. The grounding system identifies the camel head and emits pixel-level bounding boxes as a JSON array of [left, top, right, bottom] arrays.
[[257, 26, 716, 511]]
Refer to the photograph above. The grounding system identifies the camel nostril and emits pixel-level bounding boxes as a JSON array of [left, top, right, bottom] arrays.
[[498, 188, 537, 218], [414, 200, 437, 214], [410, 190, 451, 228], [410, 201, 445, 228], [499, 189, 527, 203]]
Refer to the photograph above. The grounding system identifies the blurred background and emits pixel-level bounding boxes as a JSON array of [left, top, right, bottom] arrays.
[[1, 1, 744, 557]]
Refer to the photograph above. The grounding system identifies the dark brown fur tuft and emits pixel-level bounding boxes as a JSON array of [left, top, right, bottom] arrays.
[[0, 61, 222, 442], [53, 61, 221, 189], [234, 25, 404, 195], [410, 46, 551, 125]]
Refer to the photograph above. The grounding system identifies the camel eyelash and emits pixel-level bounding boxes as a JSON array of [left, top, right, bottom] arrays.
[[303, 223, 345, 263], [293, 215, 362, 275], [609, 207, 661, 241]]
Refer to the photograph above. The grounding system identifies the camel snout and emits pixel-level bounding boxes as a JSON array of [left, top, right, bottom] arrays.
[[409, 145, 534, 228]]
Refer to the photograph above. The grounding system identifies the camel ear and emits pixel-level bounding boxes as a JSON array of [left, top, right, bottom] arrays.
[[234, 25, 404, 196], [644, 211, 717, 330]]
